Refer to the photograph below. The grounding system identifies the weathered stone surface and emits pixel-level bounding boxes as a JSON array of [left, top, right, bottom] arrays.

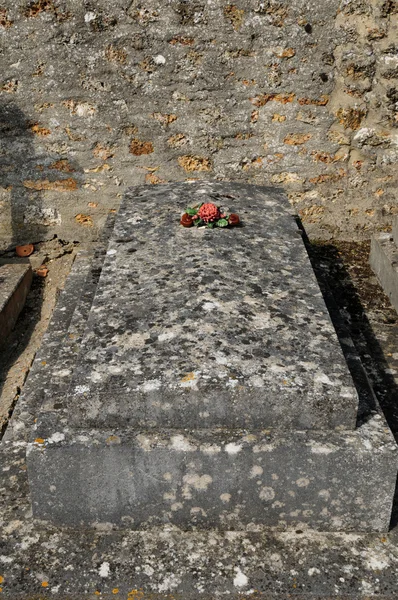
[[66, 182, 358, 431], [0, 262, 32, 346]]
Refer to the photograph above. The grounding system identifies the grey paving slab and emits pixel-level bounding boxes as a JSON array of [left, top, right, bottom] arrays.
[[66, 182, 358, 432]]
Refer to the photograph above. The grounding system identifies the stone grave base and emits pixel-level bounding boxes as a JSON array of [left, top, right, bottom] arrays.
[[11, 182, 398, 532]]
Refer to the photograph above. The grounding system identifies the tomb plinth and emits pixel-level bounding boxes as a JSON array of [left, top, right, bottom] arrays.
[[25, 182, 398, 531]]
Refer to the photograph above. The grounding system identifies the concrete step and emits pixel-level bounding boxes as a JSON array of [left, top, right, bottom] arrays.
[[0, 262, 32, 347]]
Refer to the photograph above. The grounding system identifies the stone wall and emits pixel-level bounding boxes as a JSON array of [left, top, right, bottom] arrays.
[[0, 0, 397, 248]]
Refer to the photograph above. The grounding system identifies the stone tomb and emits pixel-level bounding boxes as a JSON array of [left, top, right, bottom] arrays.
[[26, 182, 398, 531]]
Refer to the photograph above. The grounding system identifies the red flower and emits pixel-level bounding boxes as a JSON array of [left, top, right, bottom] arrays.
[[198, 202, 220, 223], [228, 213, 240, 226], [180, 213, 193, 227]]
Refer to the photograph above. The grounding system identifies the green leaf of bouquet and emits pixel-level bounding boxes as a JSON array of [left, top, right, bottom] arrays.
[[217, 219, 228, 227], [186, 207, 198, 216], [195, 219, 204, 227], [207, 222, 214, 229]]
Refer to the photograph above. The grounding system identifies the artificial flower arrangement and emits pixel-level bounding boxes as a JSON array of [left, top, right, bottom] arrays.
[[180, 202, 240, 229]]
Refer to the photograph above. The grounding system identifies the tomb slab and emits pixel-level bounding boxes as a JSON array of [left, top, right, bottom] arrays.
[[66, 183, 358, 431]]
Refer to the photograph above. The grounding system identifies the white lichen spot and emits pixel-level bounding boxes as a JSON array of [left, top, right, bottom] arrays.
[[200, 443, 221, 454], [143, 565, 154, 577], [220, 493, 231, 503], [183, 473, 213, 491], [153, 54, 166, 65], [55, 369, 71, 378], [259, 486, 275, 501], [233, 568, 248, 588], [225, 442, 243, 455], [170, 434, 196, 452], [142, 379, 162, 392], [202, 301, 219, 311], [158, 574, 181, 593], [171, 502, 183, 512], [311, 443, 335, 455], [163, 472, 173, 481], [48, 432, 65, 443], [314, 373, 335, 386], [74, 385, 90, 395], [249, 465, 263, 478], [158, 332, 175, 342], [106, 248, 117, 255], [99, 562, 110, 578], [226, 378, 239, 389], [84, 11, 96, 22], [296, 477, 310, 487], [308, 567, 321, 576], [318, 489, 330, 500]]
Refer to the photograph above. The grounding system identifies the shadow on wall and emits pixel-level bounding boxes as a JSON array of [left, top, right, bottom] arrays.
[[0, 101, 61, 250]]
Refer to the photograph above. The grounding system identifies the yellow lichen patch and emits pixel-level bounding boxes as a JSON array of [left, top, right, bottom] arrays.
[[298, 95, 329, 106], [0, 577, 3, 584], [181, 372, 195, 383], [25, 0, 54, 18], [127, 591, 145, 599], [273, 47, 296, 59], [106, 435, 121, 445], [251, 109, 259, 123], [250, 93, 295, 107], [129, 139, 154, 155], [167, 133, 187, 148], [145, 173, 167, 185], [23, 178, 78, 191], [178, 155, 211, 172], [0, 9, 12, 28], [112, 589, 119, 595], [242, 157, 263, 171], [169, 36, 194, 46], [272, 114, 286, 122], [309, 169, 347, 184], [150, 112, 177, 127], [63, 99, 96, 118], [93, 143, 114, 161], [105, 44, 127, 64], [29, 123, 51, 137], [299, 206, 325, 223], [85, 164, 111, 173], [224, 5, 244, 31], [284, 133, 312, 145], [75, 214, 93, 226], [41, 581, 49, 587], [49, 159, 75, 172], [94, 592, 101, 596], [336, 107, 366, 130], [34, 438, 45, 444]]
